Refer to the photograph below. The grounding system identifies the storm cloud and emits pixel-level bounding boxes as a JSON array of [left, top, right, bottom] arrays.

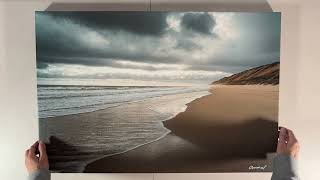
[[36, 12, 182, 66], [38, 11, 169, 36], [181, 12, 216, 35], [175, 39, 203, 51], [35, 12, 281, 84]]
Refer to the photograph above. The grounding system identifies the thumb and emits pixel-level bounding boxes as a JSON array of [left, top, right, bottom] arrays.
[[38, 141, 48, 161], [287, 129, 298, 145]]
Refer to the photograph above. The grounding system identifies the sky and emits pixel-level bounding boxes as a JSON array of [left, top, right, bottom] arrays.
[[35, 12, 281, 85]]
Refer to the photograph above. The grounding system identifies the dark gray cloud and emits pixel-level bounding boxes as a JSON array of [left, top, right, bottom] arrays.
[[36, 62, 49, 69], [181, 12, 216, 35], [175, 39, 202, 51], [35, 13, 181, 66], [37, 11, 169, 36]]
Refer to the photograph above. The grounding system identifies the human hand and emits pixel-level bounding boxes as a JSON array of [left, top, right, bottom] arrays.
[[25, 141, 49, 173], [277, 127, 300, 159]]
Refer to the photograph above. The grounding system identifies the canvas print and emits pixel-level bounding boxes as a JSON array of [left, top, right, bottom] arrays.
[[36, 12, 281, 173]]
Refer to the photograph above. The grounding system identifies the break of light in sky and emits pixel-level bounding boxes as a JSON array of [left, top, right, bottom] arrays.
[[35, 12, 281, 85]]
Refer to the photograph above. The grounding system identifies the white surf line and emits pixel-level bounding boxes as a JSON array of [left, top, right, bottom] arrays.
[[41, 89, 208, 119]]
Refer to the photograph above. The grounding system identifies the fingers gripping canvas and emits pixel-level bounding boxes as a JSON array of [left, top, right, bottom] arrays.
[[35, 12, 281, 173]]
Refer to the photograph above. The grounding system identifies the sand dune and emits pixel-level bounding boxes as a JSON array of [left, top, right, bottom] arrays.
[[212, 62, 279, 85]]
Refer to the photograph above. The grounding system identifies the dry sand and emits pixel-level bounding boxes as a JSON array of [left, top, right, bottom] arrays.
[[84, 85, 279, 173]]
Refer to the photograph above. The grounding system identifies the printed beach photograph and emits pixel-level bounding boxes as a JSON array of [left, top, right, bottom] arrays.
[[35, 12, 281, 173]]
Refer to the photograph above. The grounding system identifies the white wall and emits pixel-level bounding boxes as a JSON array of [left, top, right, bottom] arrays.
[[0, 0, 319, 180]]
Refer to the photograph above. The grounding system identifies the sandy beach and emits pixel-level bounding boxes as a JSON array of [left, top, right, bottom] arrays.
[[84, 85, 279, 173]]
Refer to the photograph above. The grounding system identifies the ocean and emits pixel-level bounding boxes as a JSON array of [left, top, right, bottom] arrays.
[[37, 85, 209, 118]]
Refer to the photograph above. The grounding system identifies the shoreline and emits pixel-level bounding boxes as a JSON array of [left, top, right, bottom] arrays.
[[40, 90, 209, 172], [76, 90, 211, 172], [84, 85, 279, 172]]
